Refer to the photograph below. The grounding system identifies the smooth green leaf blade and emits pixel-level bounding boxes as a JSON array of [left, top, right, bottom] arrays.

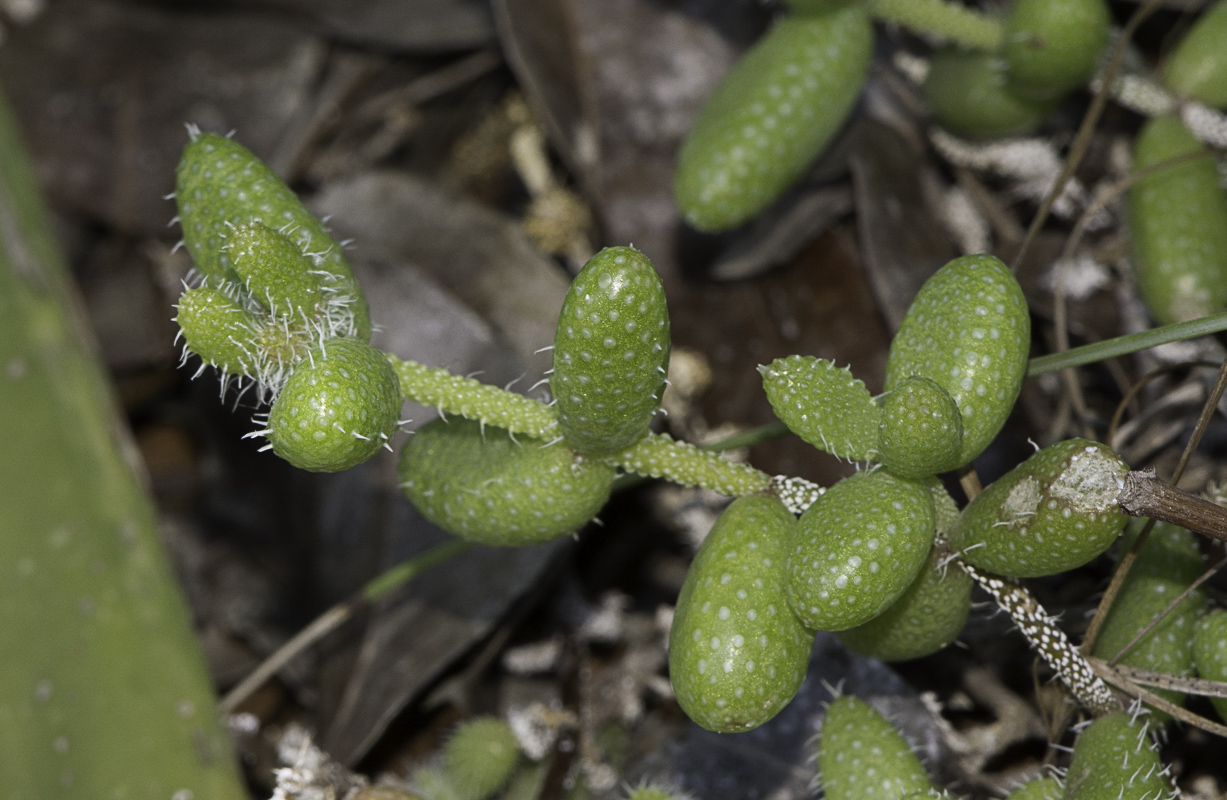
[[1026, 311, 1227, 376], [0, 93, 245, 797]]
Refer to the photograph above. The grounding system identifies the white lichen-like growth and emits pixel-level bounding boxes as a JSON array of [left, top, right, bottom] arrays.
[[1043, 252, 1113, 302], [1050, 444, 1128, 512], [270, 723, 365, 800], [1102, 71, 1227, 150], [929, 129, 1108, 228], [935, 183, 991, 256]]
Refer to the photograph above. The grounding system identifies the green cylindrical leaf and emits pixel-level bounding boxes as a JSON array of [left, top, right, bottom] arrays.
[[877, 376, 963, 478], [1162, 0, 1227, 109], [787, 470, 935, 631], [670, 497, 815, 732], [1128, 115, 1227, 326], [399, 418, 616, 546], [886, 254, 1030, 470], [866, 0, 1003, 51], [836, 546, 971, 661], [268, 338, 401, 472], [950, 439, 1128, 577], [226, 220, 326, 321], [1004, 777, 1062, 800], [174, 285, 261, 376], [923, 50, 1056, 138], [390, 356, 558, 439], [1064, 713, 1172, 800], [175, 132, 371, 338], [674, 6, 871, 232], [552, 246, 669, 456], [760, 355, 881, 463], [443, 717, 520, 800], [817, 695, 937, 800], [1091, 521, 1207, 714], [1193, 609, 1227, 723], [1003, 0, 1111, 98]]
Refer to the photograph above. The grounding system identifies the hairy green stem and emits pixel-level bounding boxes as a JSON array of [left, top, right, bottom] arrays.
[[604, 432, 772, 497], [388, 355, 558, 437], [865, 0, 1003, 50], [1027, 310, 1227, 376]]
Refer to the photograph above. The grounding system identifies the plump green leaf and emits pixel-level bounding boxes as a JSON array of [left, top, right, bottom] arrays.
[[1003, 0, 1111, 98], [552, 246, 669, 456], [923, 50, 1056, 138], [174, 286, 260, 377], [817, 695, 936, 800], [674, 6, 871, 232], [1162, 0, 1227, 109], [787, 470, 935, 631], [175, 131, 371, 339], [1128, 115, 1227, 326], [1003, 777, 1062, 800], [886, 254, 1030, 470], [399, 418, 616, 546], [1091, 521, 1207, 715], [1192, 609, 1227, 723], [670, 497, 814, 732], [877, 376, 963, 478], [1064, 713, 1174, 800], [760, 355, 880, 462], [443, 717, 520, 800], [267, 338, 401, 472], [225, 221, 326, 321], [836, 545, 971, 661], [950, 438, 1128, 577]]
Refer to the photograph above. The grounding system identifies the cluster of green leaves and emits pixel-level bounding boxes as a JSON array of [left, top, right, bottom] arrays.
[[173, 135, 1227, 746], [171, 5, 1227, 778], [816, 695, 1177, 800], [924, 0, 1111, 138], [175, 131, 398, 472], [673, 0, 1116, 232]]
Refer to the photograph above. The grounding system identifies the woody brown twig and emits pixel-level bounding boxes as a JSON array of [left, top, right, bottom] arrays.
[[1117, 469, 1227, 545]]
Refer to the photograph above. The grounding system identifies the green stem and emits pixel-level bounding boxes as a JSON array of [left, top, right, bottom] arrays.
[[1027, 311, 1227, 377], [363, 539, 472, 601], [865, 0, 1003, 51], [388, 355, 558, 438], [699, 420, 792, 452], [604, 432, 773, 497], [221, 538, 472, 714]]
